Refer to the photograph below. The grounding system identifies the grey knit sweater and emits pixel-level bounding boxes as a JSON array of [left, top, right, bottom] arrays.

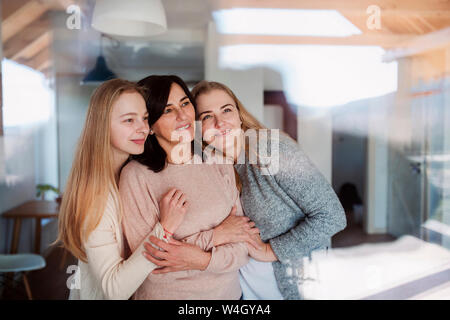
[[235, 132, 347, 300]]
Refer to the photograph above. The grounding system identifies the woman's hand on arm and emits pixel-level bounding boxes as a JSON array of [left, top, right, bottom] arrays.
[[246, 233, 278, 262], [159, 188, 189, 234], [143, 236, 211, 274], [212, 205, 261, 249]]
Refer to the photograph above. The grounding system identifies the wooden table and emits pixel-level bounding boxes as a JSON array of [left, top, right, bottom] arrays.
[[2, 200, 60, 254]]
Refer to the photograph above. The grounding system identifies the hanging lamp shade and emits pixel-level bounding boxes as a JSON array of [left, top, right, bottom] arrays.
[[91, 0, 167, 37], [82, 55, 117, 84]]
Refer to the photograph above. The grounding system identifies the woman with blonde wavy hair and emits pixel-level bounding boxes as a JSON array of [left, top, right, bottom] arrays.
[[56, 79, 190, 300], [186, 81, 346, 300]]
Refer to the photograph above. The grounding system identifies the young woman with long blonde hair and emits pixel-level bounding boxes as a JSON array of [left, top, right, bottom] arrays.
[[56, 79, 189, 300]]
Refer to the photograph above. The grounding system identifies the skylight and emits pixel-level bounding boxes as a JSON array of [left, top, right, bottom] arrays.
[[218, 45, 398, 107], [213, 8, 362, 37]]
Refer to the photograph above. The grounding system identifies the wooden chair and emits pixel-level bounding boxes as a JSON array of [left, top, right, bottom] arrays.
[[0, 254, 46, 299]]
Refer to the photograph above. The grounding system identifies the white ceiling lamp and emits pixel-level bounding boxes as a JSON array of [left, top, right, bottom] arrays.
[[91, 0, 167, 37]]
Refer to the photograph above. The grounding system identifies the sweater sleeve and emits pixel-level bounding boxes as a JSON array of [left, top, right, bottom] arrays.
[[84, 197, 166, 300], [203, 193, 249, 273], [268, 135, 347, 263], [180, 225, 248, 274], [179, 207, 249, 273], [119, 162, 163, 253]]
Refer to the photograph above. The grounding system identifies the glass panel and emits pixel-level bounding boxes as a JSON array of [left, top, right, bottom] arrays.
[[387, 89, 425, 238], [423, 77, 450, 248]]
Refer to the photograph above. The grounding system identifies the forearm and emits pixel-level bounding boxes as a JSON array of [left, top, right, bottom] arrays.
[[85, 222, 166, 300], [179, 229, 215, 251], [269, 207, 346, 263], [270, 137, 347, 263], [204, 242, 249, 273]]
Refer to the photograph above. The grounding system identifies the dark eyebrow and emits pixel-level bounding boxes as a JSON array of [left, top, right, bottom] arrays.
[[198, 104, 234, 118], [166, 96, 189, 107]]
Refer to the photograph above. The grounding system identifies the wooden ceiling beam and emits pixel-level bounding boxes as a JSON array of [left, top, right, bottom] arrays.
[[2, 0, 50, 43], [219, 33, 414, 48], [1, 0, 31, 20], [413, 14, 437, 32], [12, 31, 52, 61], [383, 26, 450, 61], [43, 0, 78, 10], [340, 13, 395, 35], [19, 47, 51, 71], [212, 0, 450, 12], [400, 16, 427, 34], [3, 16, 51, 59]]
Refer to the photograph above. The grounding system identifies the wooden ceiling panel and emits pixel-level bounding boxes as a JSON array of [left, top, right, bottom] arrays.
[[212, 0, 450, 12], [1, 0, 30, 20], [18, 47, 51, 71], [2, 0, 50, 43], [219, 33, 414, 48], [213, 0, 450, 37], [3, 14, 51, 59], [15, 31, 52, 61], [341, 13, 395, 35], [342, 11, 450, 35]]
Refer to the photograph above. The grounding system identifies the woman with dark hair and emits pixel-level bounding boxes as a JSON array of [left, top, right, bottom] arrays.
[[118, 75, 258, 299]]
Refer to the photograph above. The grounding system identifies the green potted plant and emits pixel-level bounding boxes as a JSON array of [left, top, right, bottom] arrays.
[[36, 184, 60, 201]]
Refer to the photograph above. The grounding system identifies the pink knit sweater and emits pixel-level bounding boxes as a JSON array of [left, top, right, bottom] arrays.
[[119, 158, 249, 300]]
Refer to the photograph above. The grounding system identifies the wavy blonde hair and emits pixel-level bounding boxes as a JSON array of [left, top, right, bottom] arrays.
[[56, 79, 145, 262]]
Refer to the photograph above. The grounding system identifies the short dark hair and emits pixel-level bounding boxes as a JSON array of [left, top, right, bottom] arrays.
[[134, 75, 197, 172]]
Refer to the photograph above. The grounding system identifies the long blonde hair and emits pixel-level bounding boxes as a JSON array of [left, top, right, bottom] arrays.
[[56, 79, 145, 262], [191, 81, 267, 193]]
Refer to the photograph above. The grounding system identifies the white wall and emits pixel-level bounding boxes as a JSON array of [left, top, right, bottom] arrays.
[[298, 107, 333, 183], [56, 77, 94, 190], [263, 67, 285, 91], [204, 22, 264, 124], [264, 104, 284, 130]]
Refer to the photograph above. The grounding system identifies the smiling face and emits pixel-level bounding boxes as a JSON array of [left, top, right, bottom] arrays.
[[196, 89, 242, 155], [150, 82, 195, 152], [110, 91, 149, 158]]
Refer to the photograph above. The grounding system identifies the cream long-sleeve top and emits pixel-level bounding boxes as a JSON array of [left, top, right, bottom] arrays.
[[68, 193, 166, 300], [119, 158, 249, 300]]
